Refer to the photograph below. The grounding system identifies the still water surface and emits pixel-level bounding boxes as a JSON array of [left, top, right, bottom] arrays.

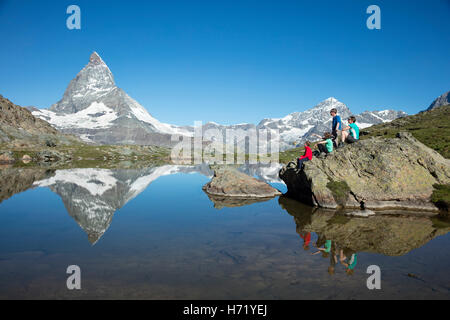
[[0, 165, 449, 299]]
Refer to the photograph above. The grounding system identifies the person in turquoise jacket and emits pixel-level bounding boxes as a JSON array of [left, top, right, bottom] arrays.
[[342, 116, 360, 144], [316, 132, 334, 154]]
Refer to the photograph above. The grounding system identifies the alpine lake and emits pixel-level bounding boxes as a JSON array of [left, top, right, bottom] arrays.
[[0, 163, 449, 300]]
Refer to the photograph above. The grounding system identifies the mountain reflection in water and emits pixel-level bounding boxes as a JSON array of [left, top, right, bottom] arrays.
[[0, 165, 449, 299], [0, 164, 283, 244]]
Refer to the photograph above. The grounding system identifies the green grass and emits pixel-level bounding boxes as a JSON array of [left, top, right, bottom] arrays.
[[277, 147, 305, 164], [1, 143, 172, 169], [360, 105, 450, 158], [431, 184, 450, 211]]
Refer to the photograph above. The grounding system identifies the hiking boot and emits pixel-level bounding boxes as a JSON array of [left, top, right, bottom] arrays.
[[287, 161, 297, 169]]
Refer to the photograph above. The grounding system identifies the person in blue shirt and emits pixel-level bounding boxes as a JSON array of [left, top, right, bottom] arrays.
[[342, 116, 360, 144], [330, 108, 342, 147]]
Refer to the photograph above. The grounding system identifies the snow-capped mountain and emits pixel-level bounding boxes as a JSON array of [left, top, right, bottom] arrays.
[[32, 52, 407, 151], [427, 90, 449, 111], [32, 52, 192, 146], [200, 97, 407, 150], [356, 109, 408, 128]]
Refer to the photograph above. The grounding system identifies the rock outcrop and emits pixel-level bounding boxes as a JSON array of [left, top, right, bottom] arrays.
[[427, 90, 449, 111], [0, 94, 57, 136], [203, 166, 281, 199], [0, 94, 81, 150], [279, 132, 450, 211]]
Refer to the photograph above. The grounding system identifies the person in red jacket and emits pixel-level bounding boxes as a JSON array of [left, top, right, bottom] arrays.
[[297, 141, 313, 169]]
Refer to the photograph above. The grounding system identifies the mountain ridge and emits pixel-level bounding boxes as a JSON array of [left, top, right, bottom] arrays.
[[31, 52, 407, 150]]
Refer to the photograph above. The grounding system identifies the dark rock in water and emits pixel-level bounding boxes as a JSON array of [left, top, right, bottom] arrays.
[[279, 132, 450, 211], [36, 150, 65, 162], [203, 166, 281, 198], [46, 139, 57, 148]]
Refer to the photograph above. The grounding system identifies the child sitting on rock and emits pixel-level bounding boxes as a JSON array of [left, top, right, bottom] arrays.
[[316, 132, 334, 155], [297, 141, 312, 169]]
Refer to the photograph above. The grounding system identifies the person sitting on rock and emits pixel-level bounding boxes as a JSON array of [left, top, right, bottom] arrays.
[[341, 116, 359, 144], [316, 132, 334, 155], [297, 141, 313, 169]]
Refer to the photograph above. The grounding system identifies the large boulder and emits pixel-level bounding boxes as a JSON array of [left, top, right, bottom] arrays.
[[279, 132, 450, 211], [203, 166, 281, 199]]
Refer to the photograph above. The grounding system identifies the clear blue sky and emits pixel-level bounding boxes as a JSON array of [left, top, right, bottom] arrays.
[[0, 0, 449, 125]]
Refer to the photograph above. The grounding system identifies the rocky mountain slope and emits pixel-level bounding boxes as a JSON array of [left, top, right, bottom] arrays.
[[0, 93, 173, 166], [279, 132, 450, 211], [427, 90, 449, 110], [0, 94, 79, 149], [31, 52, 406, 150], [361, 104, 450, 158]]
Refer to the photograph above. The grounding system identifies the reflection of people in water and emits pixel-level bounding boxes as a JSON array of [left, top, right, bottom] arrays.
[[311, 238, 339, 275], [328, 243, 338, 275], [311, 239, 332, 256], [299, 232, 311, 250], [340, 248, 357, 275]]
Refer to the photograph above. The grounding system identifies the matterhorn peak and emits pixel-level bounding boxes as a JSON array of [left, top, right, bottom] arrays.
[[89, 51, 105, 65], [47, 52, 115, 113]]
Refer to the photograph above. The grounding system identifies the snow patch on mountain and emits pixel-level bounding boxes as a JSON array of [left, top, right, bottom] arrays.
[[35, 102, 118, 129], [35, 168, 118, 196]]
